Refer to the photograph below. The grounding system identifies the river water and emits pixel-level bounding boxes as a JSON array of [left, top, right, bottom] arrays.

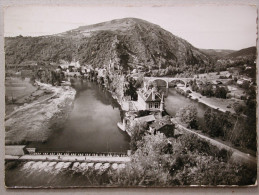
[[28, 79, 130, 153], [164, 88, 209, 128]]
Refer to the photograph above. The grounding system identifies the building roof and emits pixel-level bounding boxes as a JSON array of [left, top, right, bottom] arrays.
[[138, 88, 162, 102], [150, 117, 173, 131], [134, 114, 156, 124]]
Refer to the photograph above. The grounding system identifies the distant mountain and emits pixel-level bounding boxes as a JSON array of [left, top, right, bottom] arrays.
[[200, 49, 235, 60], [5, 18, 212, 73], [225, 46, 256, 59]]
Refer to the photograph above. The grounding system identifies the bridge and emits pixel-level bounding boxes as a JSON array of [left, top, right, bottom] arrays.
[[144, 77, 193, 88]]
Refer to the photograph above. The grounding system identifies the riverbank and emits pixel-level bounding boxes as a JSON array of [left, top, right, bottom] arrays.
[[5, 82, 76, 145], [175, 86, 242, 114]]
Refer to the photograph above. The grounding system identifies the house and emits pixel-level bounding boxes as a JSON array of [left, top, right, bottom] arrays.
[[70, 60, 81, 69], [137, 87, 164, 111], [59, 64, 69, 70], [149, 117, 175, 137]]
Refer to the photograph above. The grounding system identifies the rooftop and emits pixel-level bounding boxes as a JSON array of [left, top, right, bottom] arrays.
[[150, 116, 173, 130], [134, 114, 156, 124], [138, 87, 162, 102]]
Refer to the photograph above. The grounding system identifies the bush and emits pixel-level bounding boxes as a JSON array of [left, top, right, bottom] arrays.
[[215, 86, 228, 99], [176, 104, 198, 129], [233, 102, 245, 114]]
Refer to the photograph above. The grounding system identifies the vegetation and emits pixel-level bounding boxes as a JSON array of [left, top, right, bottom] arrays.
[[109, 132, 256, 186], [214, 86, 228, 99], [30, 67, 64, 86], [190, 79, 228, 99], [129, 121, 148, 152], [124, 77, 139, 100], [203, 106, 256, 151], [176, 104, 198, 129]]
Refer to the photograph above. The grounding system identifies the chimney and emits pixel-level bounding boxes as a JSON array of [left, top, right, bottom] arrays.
[[160, 93, 164, 112]]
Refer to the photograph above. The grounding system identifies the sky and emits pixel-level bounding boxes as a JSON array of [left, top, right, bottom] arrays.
[[4, 5, 257, 50]]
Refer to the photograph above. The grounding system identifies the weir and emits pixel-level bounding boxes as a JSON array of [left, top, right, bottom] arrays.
[[5, 146, 131, 163], [5, 147, 131, 163]]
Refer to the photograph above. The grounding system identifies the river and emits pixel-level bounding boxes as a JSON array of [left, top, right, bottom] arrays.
[[28, 78, 130, 153], [163, 88, 209, 129], [6, 81, 211, 188]]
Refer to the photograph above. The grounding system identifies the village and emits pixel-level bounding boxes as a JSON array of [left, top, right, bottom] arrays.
[[6, 56, 255, 148]]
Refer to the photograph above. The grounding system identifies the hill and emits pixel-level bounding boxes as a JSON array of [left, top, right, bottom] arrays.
[[200, 49, 235, 60], [5, 18, 212, 73], [225, 46, 256, 59]]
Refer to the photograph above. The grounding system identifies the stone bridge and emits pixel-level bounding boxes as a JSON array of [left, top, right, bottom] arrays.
[[144, 77, 193, 88]]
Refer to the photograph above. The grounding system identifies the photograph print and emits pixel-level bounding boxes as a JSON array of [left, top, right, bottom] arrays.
[[4, 4, 257, 187]]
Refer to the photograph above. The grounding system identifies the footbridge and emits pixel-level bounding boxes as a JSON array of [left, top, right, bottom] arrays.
[[144, 77, 193, 88]]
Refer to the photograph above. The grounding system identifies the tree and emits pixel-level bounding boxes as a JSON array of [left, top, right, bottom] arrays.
[[200, 84, 214, 97], [134, 76, 144, 89], [130, 121, 148, 152], [191, 79, 199, 92], [233, 102, 245, 114], [215, 86, 228, 99], [109, 132, 174, 186], [124, 77, 138, 100], [176, 104, 198, 129], [108, 132, 256, 186]]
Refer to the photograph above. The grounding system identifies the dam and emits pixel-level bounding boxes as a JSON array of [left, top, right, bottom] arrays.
[[6, 145, 130, 163]]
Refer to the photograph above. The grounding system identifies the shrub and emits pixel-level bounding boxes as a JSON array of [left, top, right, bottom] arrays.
[[176, 104, 198, 129]]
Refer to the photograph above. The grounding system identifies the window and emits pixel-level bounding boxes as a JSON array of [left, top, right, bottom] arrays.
[[154, 102, 159, 108], [149, 103, 153, 108]]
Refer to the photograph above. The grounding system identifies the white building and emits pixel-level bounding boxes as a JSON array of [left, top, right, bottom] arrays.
[[137, 87, 164, 111]]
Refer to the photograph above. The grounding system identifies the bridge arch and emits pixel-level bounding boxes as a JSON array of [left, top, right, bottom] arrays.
[[149, 78, 168, 88], [168, 79, 186, 88]]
